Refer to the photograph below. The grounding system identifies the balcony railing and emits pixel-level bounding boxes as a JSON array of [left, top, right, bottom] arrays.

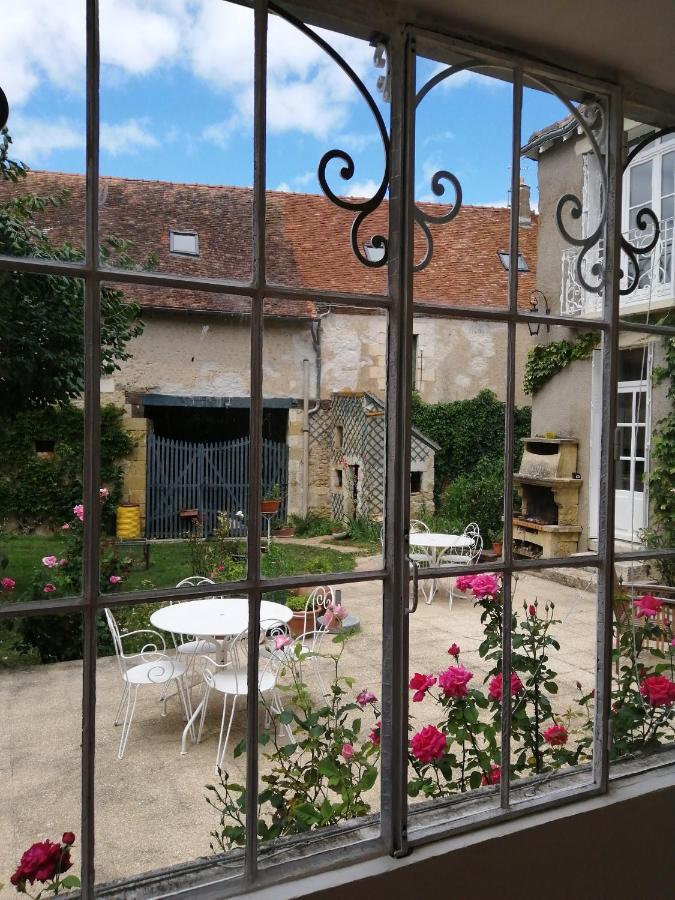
[[561, 217, 674, 317]]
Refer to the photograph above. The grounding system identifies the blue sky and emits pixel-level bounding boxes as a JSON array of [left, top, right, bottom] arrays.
[[1, 0, 565, 209]]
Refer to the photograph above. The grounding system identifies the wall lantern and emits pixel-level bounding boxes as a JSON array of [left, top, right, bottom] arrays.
[[528, 290, 551, 336]]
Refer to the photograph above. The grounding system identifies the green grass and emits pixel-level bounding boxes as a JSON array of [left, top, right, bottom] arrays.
[[1, 533, 67, 601]]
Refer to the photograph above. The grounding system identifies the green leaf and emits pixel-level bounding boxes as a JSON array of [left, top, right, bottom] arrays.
[[233, 738, 247, 758]]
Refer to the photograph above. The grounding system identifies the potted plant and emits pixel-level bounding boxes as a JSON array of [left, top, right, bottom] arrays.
[[286, 591, 314, 636], [490, 529, 503, 556], [261, 484, 282, 515]]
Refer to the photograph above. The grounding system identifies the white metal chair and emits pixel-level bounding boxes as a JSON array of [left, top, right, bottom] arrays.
[[444, 522, 483, 609], [171, 576, 220, 665], [185, 621, 292, 771], [410, 520, 430, 534], [104, 608, 194, 759], [282, 586, 333, 695]]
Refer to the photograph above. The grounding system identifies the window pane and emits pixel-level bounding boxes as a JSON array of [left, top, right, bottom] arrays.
[[1, 613, 83, 888], [0, 272, 84, 608], [629, 160, 653, 208], [617, 392, 633, 423], [619, 425, 632, 458], [661, 150, 675, 203], [617, 459, 631, 491]]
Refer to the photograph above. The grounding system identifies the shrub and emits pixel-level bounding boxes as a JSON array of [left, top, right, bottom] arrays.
[[289, 512, 337, 538], [439, 456, 504, 539]]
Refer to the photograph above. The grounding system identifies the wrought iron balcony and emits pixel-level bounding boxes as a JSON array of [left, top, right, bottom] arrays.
[[561, 216, 674, 316]]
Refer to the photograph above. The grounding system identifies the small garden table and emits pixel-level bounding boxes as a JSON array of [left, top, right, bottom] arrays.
[[409, 532, 474, 603]]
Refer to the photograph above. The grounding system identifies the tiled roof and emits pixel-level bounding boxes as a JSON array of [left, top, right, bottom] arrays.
[[0, 171, 538, 315]]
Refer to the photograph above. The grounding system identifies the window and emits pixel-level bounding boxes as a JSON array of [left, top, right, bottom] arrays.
[[169, 230, 199, 256], [364, 241, 386, 263], [497, 249, 529, 271], [1, 4, 673, 898]]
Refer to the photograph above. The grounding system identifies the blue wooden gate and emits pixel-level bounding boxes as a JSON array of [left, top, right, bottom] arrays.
[[146, 434, 288, 539]]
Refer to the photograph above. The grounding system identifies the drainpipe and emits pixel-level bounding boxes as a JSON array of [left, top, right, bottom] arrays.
[[300, 309, 331, 518], [302, 358, 310, 518]]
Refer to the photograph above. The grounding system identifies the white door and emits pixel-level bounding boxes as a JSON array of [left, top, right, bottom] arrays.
[[615, 347, 652, 540]]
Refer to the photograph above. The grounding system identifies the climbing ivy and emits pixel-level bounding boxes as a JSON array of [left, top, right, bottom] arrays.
[[523, 332, 598, 395], [644, 335, 675, 584]]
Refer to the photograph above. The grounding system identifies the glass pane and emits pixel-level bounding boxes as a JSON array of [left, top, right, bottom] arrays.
[[98, 281, 251, 594], [629, 160, 653, 208], [265, 19, 387, 295], [0, 0, 86, 258], [509, 568, 596, 797], [634, 459, 644, 493], [634, 391, 647, 423], [256, 582, 382, 869], [619, 425, 632, 458], [617, 459, 631, 491], [617, 392, 633, 423], [661, 150, 675, 202], [635, 425, 646, 457], [0, 272, 84, 607], [618, 347, 648, 383], [98, 0, 253, 280], [413, 51, 515, 310], [611, 564, 674, 772], [95, 600, 245, 885], [1, 613, 83, 891], [262, 301, 387, 576]]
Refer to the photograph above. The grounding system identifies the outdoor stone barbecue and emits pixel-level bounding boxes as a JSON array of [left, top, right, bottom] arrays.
[[513, 437, 582, 558]]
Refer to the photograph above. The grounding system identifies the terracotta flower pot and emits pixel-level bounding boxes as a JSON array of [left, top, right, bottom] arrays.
[[261, 500, 281, 514], [289, 607, 315, 637], [492, 541, 503, 556]]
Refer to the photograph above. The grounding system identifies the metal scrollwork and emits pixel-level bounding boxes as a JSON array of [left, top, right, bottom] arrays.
[[0, 87, 8, 131], [270, 3, 390, 268]]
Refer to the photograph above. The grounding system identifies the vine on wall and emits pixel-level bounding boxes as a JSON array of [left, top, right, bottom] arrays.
[[645, 335, 675, 584], [523, 332, 598, 395]]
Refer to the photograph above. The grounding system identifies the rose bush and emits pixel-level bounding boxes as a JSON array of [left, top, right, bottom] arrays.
[[9, 832, 80, 897]]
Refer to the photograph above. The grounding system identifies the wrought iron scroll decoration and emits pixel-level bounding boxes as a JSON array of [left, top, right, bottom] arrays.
[[0, 87, 8, 131], [269, 2, 390, 268], [618, 126, 675, 295], [530, 75, 610, 296]]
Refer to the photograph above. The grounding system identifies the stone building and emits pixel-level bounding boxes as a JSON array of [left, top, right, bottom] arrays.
[[1, 171, 539, 532]]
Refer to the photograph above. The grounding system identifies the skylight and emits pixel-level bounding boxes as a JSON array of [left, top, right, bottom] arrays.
[[364, 241, 386, 263], [497, 250, 529, 271], [170, 230, 199, 256]]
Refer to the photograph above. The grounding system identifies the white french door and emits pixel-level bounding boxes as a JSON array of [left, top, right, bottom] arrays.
[[615, 348, 652, 540]]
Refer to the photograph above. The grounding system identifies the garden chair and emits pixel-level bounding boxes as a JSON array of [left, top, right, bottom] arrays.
[[104, 608, 194, 760], [441, 522, 483, 610], [409, 520, 433, 586], [190, 621, 292, 772], [267, 587, 333, 695]]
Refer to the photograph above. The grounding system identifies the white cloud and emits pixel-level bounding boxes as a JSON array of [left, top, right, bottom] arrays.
[[430, 63, 510, 92], [100, 118, 159, 155], [2, 0, 378, 144], [275, 181, 292, 192], [201, 116, 241, 149], [9, 114, 83, 164], [343, 178, 379, 199]]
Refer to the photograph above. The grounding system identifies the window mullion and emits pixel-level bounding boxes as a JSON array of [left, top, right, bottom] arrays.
[[594, 86, 624, 792]]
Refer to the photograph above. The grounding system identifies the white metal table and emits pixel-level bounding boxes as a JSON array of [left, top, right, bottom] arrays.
[[409, 532, 474, 603], [150, 597, 293, 752]]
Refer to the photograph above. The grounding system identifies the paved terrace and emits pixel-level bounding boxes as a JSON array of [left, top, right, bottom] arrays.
[[1, 562, 597, 892]]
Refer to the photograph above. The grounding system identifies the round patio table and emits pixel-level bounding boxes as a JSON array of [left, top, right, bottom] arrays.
[[150, 596, 292, 642], [409, 532, 474, 603]]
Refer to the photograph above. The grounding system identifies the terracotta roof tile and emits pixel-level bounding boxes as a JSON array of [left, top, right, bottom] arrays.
[[0, 171, 537, 314]]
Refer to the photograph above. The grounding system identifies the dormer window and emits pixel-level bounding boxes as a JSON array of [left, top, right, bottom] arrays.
[[498, 250, 529, 272], [169, 230, 199, 256], [363, 241, 386, 263]]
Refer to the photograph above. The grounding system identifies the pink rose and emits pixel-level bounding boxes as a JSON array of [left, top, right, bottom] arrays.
[[438, 664, 473, 698], [109, 575, 122, 585], [61, 523, 70, 530], [43, 583, 56, 593], [356, 689, 377, 707], [488, 672, 525, 702], [528, 604, 537, 617], [369, 720, 381, 746], [73, 504, 84, 521], [470, 574, 500, 599], [323, 602, 348, 629], [640, 674, 675, 706], [543, 723, 568, 746], [42, 556, 58, 568], [481, 764, 501, 786], [455, 574, 476, 593], [274, 634, 292, 651], [99, 487, 109, 499], [447, 643, 461, 658], [410, 725, 447, 763], [59, 558, 67, 566], [671, 638, 675, 648], [1, 577, 16, 591], [341, 743, 354, 760], [409, 672, 437, 702], [633, 595, 663, 618]]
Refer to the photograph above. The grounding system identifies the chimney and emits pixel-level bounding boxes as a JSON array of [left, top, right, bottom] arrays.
[[519, 178, 532, 227]]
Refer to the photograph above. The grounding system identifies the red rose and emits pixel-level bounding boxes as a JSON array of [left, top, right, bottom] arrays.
[[408, 672, 437, 702], [62, 832, 76, 846], [438, 665, 473, 698], [410, 725, 447, 763], [528, 604, 537, 617], [13, 839, 69, 885], [640, 674, 675, 706], [481, 764, 501, 786], [633, 595, 663, 618], [369, 720, 381, 746], [447, 643, 461, 658], [488, 672, 524, 702], [543, 723, 568, 746]]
